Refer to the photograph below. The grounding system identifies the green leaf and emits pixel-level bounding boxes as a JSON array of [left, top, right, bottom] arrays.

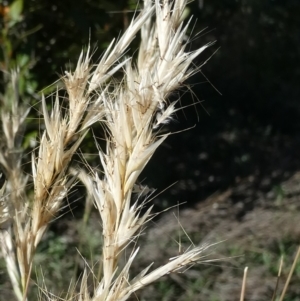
[[16, 54, 29, 67], [8, 0, 23, 22]]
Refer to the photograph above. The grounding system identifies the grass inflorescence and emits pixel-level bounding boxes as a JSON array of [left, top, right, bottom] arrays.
[[0, 1, 216, 300]]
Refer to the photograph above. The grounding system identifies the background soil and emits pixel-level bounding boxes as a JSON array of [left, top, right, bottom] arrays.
[[135, 169, 300, 300]]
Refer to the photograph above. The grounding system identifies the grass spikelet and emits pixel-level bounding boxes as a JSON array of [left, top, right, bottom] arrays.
[[0, 1, 216, 300], [72, 1, 215, 300]]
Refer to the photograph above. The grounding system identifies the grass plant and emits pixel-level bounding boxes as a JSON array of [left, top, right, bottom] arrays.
[[0, 1, 216, 300]]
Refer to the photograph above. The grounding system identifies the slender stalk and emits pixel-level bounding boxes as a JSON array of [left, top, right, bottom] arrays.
[[279, 246, 300, 301], [240, 267, 248, 301]]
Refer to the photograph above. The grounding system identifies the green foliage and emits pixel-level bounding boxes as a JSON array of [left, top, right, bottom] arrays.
[[8, 0, 23, 25]]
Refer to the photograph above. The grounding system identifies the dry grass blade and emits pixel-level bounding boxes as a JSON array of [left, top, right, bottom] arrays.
[[278, 246, 300, 301], [271, 256, 284, 301], [240, 267, 248, 301]]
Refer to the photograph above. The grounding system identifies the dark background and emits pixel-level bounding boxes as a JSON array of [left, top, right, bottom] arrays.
[[1, 0, 300, 212]]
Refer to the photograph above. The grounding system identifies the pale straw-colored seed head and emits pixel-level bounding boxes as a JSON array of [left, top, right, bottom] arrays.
[[0, 1, 216, 300]]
